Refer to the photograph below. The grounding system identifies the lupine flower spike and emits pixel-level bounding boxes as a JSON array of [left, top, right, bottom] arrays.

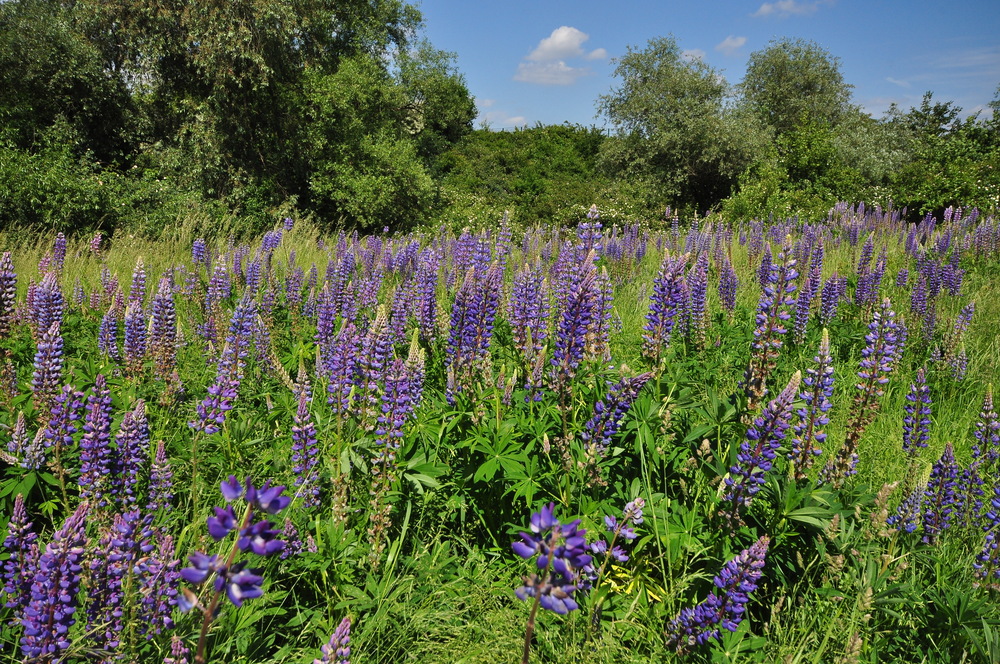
[[513, 503, 592, 664], [665, 536, 770, 653]]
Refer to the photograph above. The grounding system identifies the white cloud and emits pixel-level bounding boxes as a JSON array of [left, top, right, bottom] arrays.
[[715, 36, 747, 56], [476, 98, 496, 109], [514, 61, 591, 86], [516, 26, 605, 86], [752, 0, 825, 18], [479, 109, 528, 129], [682, 48, 707, 62], [528, 26, 590, 62], [885, 77, 910, 88]]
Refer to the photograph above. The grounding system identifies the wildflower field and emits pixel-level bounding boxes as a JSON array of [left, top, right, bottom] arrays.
[[2, 204, 1000, 663]]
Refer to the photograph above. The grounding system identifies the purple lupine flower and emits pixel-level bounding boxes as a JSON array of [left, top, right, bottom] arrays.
[[368, 358, 417, 557], [717, 253, 738, 315], [78, 375, 114, 505], [922, 442, 960, 545], [742, 241, 798, 411], [685, 253, 709, 347], [206, 259, 231, 309], [0, 252, 16, 338], [415, 249, 439, 341], [124, 302, 148, 376], [192, 238, 209, 270], [284, 217, 295, 231], [30, 272, 63, 342], [822, 297, 901, 486], [581, 373, 654, 458], [789, 330, 833, 481], [665, 536, 769, 653], [89, 231, 102, 256], [129, 257, 147, 310], [388, 277, 416, 343], [902, 367, 932, 456], [147, 440, 174, 515], [888, 487, 923, 534], [973, 486, 1000, 590], [355, 312, 392, 424], [792, 276, 813, 344], [19, 502, 88, 660], [190, 298, 256, 435], [320, 321, 361, 417], [115, 400, 151, 507], [315, 616, 351, 664], [895, 268, 909, 288], [150, 275, 178, 380], [51, 233, 66, 271], [588, 498, 644, 583], [550, 261, 598, 393], [643, 252, 689, 364], [510, 264, 548, 357], [512, 503, 592, 615], [98, 306, 121, 361], [2, 494, 38, 621], [757, 244, 772, 289], [972, 387, 1000, 469], [31, 321, 64, 413], [5, 412, 29, 466], [135, 532, 180, 638], [291, 392, 320, 507], [87, 510, 154, 653], [723, 373, 800, 528], [819, 273, 843, 326]]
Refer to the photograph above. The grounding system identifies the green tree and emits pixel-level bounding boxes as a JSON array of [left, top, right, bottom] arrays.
[[741, 38, 854, 136], [596, 35, 767, 213]]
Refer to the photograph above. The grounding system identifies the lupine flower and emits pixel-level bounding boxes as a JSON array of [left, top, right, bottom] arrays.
[[888, 487, 924, 534], [315, 616, 351, 664], [509, 264, 549, 357], [291, 392, 321, 507], [819, 273, 844, 326], [98, 306, 120, 361], [147, 440, 175, 515], [30, 272, 63, 343], [972, 386, 999, 470], [115, 401, 151, 507], [723, 373, 800, 528], [973, 486, 1000, 590], [321, 321, 361, 417], [369, 358, 418, 561], [718, 254, 738, 314], [2, 494, 38, 621], [512, 503, 592, 615], [685, 253, 709, 347], [19, 502, 89, 660], [822, 298, 901, 486], [922, 442, 960, 545], [581, 373, 654, 458], [416, 249, 439, 341], [52, 233, 66, 271], [31, 321, 64, 414], [665, 536, 769, 653], [790, 330, 833, 481], [5, 411, 29, 466], [550, 258, 598, 394], [150, 275, 178, 379], [129, 257, 147, 310], [0, 252, 17, 338], [190, 299, 256, 435], [742, 241, 798, 411], [902, 367, 932, 456], [588, 498, 644, 586], [181, 477, 289, 622], [124, 302, 148, 376], [642, 252, 688, 364], [164, 635, 190, 664]]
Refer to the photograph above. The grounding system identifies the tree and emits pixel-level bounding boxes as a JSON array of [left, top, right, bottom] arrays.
[[741, 38, 853, 136], [596, 36, 767, 212]]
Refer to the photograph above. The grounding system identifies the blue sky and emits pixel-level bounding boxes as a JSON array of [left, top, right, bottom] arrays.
[[415, 0, 1000, 129]]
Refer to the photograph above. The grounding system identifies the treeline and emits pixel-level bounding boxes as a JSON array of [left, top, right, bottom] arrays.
[[443, 37, 1000, 227], [1, 2, 998, 236], [0, 0, 475, 234]]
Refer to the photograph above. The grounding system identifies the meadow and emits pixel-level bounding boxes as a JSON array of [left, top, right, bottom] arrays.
[[2, 203, 1000, 664]]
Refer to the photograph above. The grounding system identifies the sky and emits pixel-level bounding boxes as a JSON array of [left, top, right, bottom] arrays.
[[415, 0, 1000, 130]]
